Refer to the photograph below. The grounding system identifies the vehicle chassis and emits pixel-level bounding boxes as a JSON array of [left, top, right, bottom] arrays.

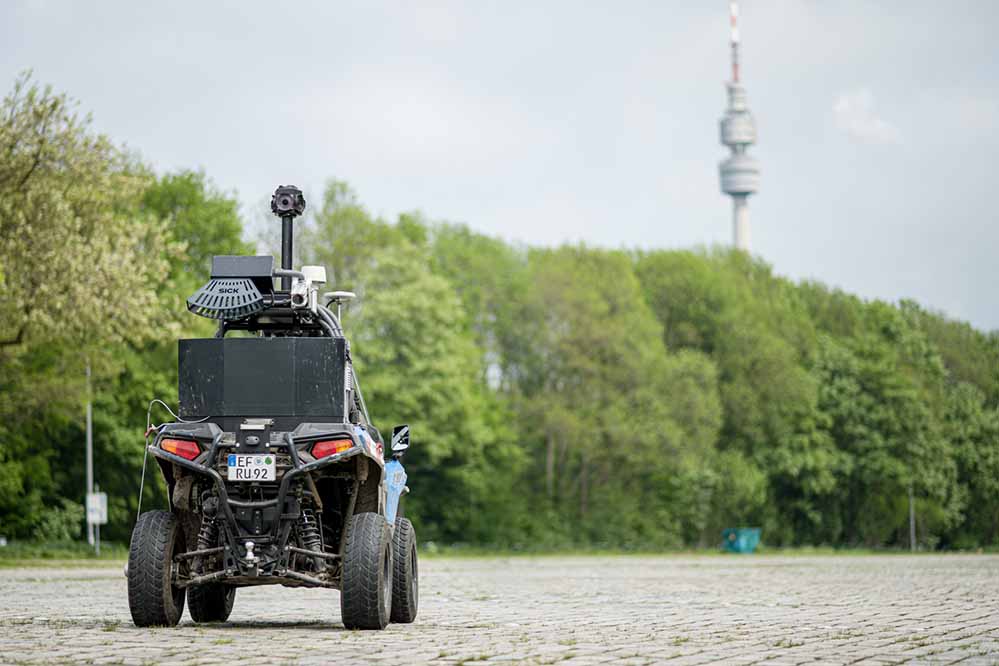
[[149, 419, 406, 592]]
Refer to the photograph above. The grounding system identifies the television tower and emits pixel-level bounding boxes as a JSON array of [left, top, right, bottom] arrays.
[[719, 0, 760, 252]]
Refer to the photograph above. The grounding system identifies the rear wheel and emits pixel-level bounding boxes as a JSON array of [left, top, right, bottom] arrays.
[[188, 584, 236, 623], [127, 510, 186, 627], [390, 517, 418, 623], [340, 512, 392, 630]]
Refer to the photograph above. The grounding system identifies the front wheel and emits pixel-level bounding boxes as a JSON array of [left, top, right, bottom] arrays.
[[188, 584, 236, 623], [390, 517, 418, 623], [127, 510, 186, 627], [340, 512, 392, 630]]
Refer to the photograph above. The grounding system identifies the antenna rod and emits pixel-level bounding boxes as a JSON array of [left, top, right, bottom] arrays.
[[730, 0, 740, 83]]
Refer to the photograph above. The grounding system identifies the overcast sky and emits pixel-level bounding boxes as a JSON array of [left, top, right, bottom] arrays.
[[3, 1, 997, 330]]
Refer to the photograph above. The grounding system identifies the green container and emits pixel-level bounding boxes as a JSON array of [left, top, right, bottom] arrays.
[[722, 527, 761, 553]]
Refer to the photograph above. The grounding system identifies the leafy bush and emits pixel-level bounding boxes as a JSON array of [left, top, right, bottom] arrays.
[[32, 499, 84, 542]]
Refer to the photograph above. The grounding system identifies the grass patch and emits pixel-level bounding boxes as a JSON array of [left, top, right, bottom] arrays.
[[418, 541, 958, 559], [0, 540, 128, 564], [2, 538, 994, 567]]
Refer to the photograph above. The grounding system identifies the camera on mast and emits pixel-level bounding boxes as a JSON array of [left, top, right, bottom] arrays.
[[271, 185, 306, 219], [271, 185, 306, 290]]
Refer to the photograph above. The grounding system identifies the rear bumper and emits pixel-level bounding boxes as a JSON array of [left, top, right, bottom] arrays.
[[149, 426, 379, 586], [149, 434, 363, 531]]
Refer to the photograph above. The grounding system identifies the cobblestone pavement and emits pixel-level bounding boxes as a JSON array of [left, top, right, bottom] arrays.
[[2, 555, 998, 665]]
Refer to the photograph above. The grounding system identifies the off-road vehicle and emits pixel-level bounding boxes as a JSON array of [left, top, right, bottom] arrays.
[[127, 185, 417, 630]]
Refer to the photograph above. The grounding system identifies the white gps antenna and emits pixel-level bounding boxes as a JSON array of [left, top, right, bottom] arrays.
[[324, 291, 356, 322]]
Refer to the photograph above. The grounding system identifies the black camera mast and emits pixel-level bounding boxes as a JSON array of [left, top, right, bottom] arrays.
[[270, 185, 306, 291]]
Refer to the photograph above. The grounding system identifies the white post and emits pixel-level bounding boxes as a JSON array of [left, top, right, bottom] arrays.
[[86, 361, 94, 547], [908, 483, 916, 552], [94, 484, 101, 557]]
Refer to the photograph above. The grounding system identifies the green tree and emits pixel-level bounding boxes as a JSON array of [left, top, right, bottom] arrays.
[[941, 382, 999, 546], [430, 224, 533, 391], [300, 182, 525, 543], [0, 74, 173, 358], [0, 75, 179, 538], [300, 180, 404, 290], [512, 247, 722, 545]]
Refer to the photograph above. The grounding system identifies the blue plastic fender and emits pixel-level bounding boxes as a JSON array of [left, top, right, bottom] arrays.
[[383, 458, 408, 525], [353, 425, 385, 464]]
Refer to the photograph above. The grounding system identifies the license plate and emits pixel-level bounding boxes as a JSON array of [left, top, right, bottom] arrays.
[[227, 454, 276, 481]]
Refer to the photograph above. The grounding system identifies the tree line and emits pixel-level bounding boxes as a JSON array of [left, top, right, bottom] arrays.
[[2, 75, 997, 550]]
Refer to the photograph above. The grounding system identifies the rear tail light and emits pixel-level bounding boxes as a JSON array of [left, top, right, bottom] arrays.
[[161, 438, 201, 460], [312, 438, 353, 459]]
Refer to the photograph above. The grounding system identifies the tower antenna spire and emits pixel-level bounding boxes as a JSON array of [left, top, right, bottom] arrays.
[[730, 0, 740, 83], [718, 0, 760, 253]]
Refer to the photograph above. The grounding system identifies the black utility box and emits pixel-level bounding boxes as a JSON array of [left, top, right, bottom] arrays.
[[179, 338, 347, 420]]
